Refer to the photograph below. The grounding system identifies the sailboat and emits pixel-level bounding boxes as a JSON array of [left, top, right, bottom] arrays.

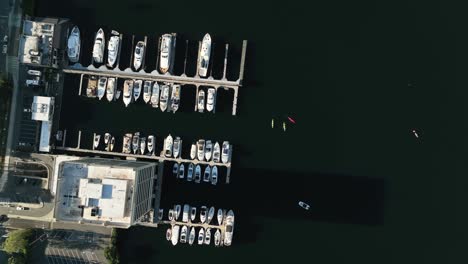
[[160, 34, 174, 73], [67, 26, 80, 63], [197, 89, 205, 113], [133, 80, 142, 101], [170, 84, 181, 113], [107, 30, 120, 68], [133, 41, 145, 71], [174, 204, 181, 220], [97, 76, 107, 100], [106, 77, 116, 102], [150, 82, 160, 108], [173, 163, 179, 178], [123, 79, 133, 107], [197, 33, 212, 77], [203, 166, 211, 182], [211, 165, 218, 185], [92, 28, 105, 64], [143, 81, 152, 103]]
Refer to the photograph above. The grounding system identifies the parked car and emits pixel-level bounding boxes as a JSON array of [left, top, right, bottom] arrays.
[[27, 69, 42, 76], [26, 76, 41, 86]]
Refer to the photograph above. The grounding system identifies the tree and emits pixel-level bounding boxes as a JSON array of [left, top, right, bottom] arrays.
[[104, 229, 120, 264], [8, 254, 26, 264], [2, 229, 33, 255]]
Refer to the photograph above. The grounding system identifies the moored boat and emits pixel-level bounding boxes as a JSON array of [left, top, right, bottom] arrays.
[[67, 26, 80, 63], [160, 34, 174, 73], [188, 227, 196, 245], [212, 142, 221, 163], [204, 228, 211, 245], [217, 208, 223, 225], [104, 133, 111, 145], [182, 204, 190, 223], [214, 229, 221, 246], [174, 204, 181, 221], [133, 41, 145, 71], [107, 30, 120, 68], [106, 77, 116, 102], [143, 80, 152, 103], [97, 76, 107, 100], [173, 136, 181, 158], [211, 166, 218, 185], [115, 85, 121, 100], [171, 225, 180, 246], [224, 210, 235, 246], [150, 82, 160, 108], [203, 166, 211, 182], [109, 136, 115, 151], [180, 226, 188, 243], [205, 140, 213, 161], [173, 163, 179, 177], [166, 228, 172, 241], [200, 206, 207, 223], [140, 137, 146, 155], [207, 206, 215, 224], [222, 141, 230, 164], [206, 88, 216, 112], [123, 79, 133, 107], [198, 228, 205, 245], [159, 84, 170, 112], [93, 134, 100, 149], [132, 132, 140, 154], [198, 33, 212, 77], [190, 143, 197, 160], [86, 76, 97, 98], [147, 135, 155, 154], [164, 134, 173, 157], [168, 209, 174, 221], [122, 133, 132, 153], [194, 164, 201, 183], [190, 206, 196, 222], [197, 89, 205, 113], [133, 80, 142, 101], [197, 139, 205, 161], [170, 84, 181, 113], [187, 163, 194, 181], [92, 28, 105, 64], [178, 163, 185, 179]]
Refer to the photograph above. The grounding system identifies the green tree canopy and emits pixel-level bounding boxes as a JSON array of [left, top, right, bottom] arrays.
[[2, 229, 33, 256]]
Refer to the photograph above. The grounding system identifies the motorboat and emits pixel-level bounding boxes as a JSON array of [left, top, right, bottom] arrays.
[[217, 208, 223, 225], [283, 122, 286, 131], [204, 228, 211, 245], [197, 33, 212, 77], [174, 204, 181, 220], [182, 204, 190, 223], [104, 133, 111, 145], [197, 139, 205, 161], [133, 41, 145, 71], [222, 141, 230, 164], [197, 89, 205, 113], [170, 84, 181, 113], [173, 136, 181, 158], [190, 143, 197, 160], [203, 166, 211, 182], [205, 140, 213, 161], [160, 34, 174, 73], [158, 208, 164, 220], [147, 135, 155, 154], [207, 206, 215, 224], [92, 28, 105, 64], [188, 227, 195, 245], [150, 82, 160, 108], [198, 228, 205, 245], [171, 225, 180, 246], [180, 226, 188, 243], [143, 81, 152, 103], [187, 163, 194, 181], [115, 85, 121, 100], [173, 163, 179, 177], [133, 80, 142, 101], [106, 77, 116, 102], [67, 26, 80, 63], [206, 88, 216, 112], [271, 118, 274, 128], [168, 209, 174, 221], [159, 84, 170, 112], [132, 132, 140, 154], [107, 30, 120, 68], [224, 210, 234, 246], [178, 163, 185, 179], [122, 133, 132, 153], [109, 136, 115, 151], [166, 228, 172, 241], [298, 201, 310, 210], [97, 76, 107, 100], [199, 206, 207, 223], [214, 229, 221, 246], [164, 134, 173, 157], [123, 79, 133, 107], [93, 134, 100, 149], [194, 165, 201, 183], [211, 166, 218, 185], [212, 142, 220, 163], [190, 207, 196, 222], [86, 76, 97, 98], [140, 137, 146, 155]]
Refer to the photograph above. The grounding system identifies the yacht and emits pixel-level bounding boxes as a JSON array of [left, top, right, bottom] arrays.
[[187, 163, 194, 181], [122, 133, 132, 154], [188, 227, 196, 245], [182, 204, 190, 223], [198, 228, 205, 245], [204, 228, 211, 245], [143, 81, 152, 103], [212, 142, 220, 163], [203, 166, 211, 182], [132, 132, 140, 154], [214, 229, 221, 247], [123, 79, 133, 107], [190, 143, 197, 160], [206, 88, 216, 112], [140, 137, 146, 155], [207, 206, 215, 224], [159, 84, 170, 112], [222, 141, 230, 164], [224, 210, 235, 246], [92, 28, 105, 64], [198, 33, 212, 77], [298, 201, 310, 210], [205, 140, 213, 161], [173, 136, 181, 158], [197, 139, 205, 161], [67, 26, 80, 63], [166, 228, 172, 241], [190, 207, 196, 222], [171, 225, 180, 246], [211, 166, 218, 185], [170, 84, 181, 113], [86, 76, 97, 98], [97, 77, 107, 100], [109, 136, 115, 151], [150, 82, 160, 108], [217, 208, 224, 225], [178, 163, 185, 179], [174, 204, 181, 221], [173, 163, 179, 177], [180, 226, 188, 243], [194, 165, 201, 183], [93, 134, 100, 149], [160, 34, 174, 73], [133, 41, 145, 71], [133, 80, 142, 101], [197, 89, 205, 113], [199, 206, 207, 223], [147, 135, 155, 154], [107, 30, 120, 68], [106, 77, 116, 102], [164, 134, 173, 157]]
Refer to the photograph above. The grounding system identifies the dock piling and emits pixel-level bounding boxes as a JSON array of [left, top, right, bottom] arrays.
[[78, 74, 84, 96]]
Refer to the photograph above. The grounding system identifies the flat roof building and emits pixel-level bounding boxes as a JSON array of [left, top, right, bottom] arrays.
[[31, 96, 54, 152]]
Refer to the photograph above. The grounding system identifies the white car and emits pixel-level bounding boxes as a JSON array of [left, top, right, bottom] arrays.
[[26, 77, 41, 86], [298, 201, 310, 210], [27, 70, 42, 76]]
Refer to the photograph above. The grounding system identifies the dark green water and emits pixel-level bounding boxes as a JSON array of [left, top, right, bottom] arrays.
[[36, 0, 468, 263]]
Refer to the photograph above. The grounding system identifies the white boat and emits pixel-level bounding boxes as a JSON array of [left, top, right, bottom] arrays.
[[182, 204, 190, 223], [206, 88, 216, 112], [198, 33, 212, 77], [217, 208, 223, 225], [174, 204, 181, 220], [133, 80, 142, 101], [170, 84, 181, 113], [132, 132, 140, 154], [205, 140, 213, 161], [166, 228, 172, 241], [147, 135, 155, 154], [133, 41, 145, 71], [203, 166, 211, 182], [106, 77, 116, 102], [160, 34, 174, 73], [93, 134, 100, 149], [173, 136, 181, 158], [207, 206, 215, 224], [200, 206, 207, 223], [164, 134, 173, 157], [158, 209, 163, 221], [140, 137, 146, 155], [115, 85, 121, 100], [224, 210, 234, 246], [109, 136, 115, 151], [107, 30, 120, 68], [178, 163, 185, 179], [143, 81, 152, 103], [188, 227, 196, 245], [173, 163, 179, 177], [86, 76, 97, 98], [67, 26, 80, 63], [171, 225, 180, 246], [198, 228, 205, 245], [211, 166, 218, 185], [212, 142, 220, 163], [92, 28, 105, 64], [214, 229, 221, 246], [123, 79, 133, 107], [150, 82, 160, 108], [197, 139, 205, 161], [159, 84, 170, 112], [190, 207, 196, 222], [168, 209, 174, 221], [194, 165, 201, 183], [190, 143, 197, 160], [187, 163, 194, 181], [104, 133, 111, 145], [204, 228, 211, 245], [222, 141, 230, 164], [298, 201, 310, 210], [122, 133, 132, 154], [97, 76, 107, 100], [180, 226, 188, 243], [197, 89, 205, 113]]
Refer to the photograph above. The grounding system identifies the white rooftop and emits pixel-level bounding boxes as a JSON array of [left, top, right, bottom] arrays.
[[31, 96, 54, 121]]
